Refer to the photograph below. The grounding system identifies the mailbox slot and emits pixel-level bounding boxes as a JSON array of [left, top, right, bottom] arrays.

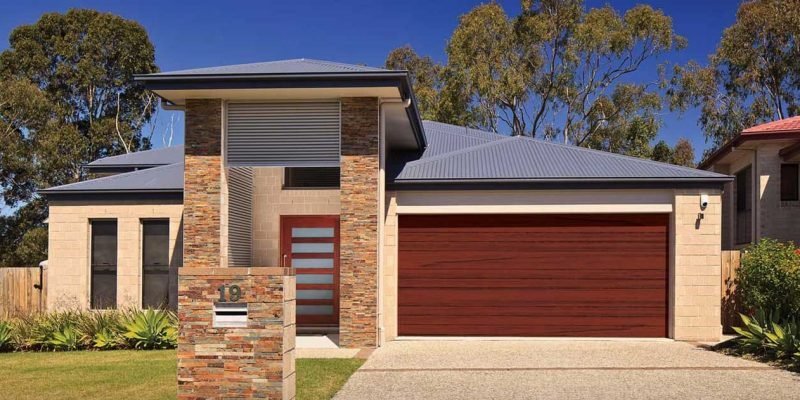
[[213, 303, 248, 328]]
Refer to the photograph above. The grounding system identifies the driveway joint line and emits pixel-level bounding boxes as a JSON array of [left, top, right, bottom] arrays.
[[358, 366, 774, 372]]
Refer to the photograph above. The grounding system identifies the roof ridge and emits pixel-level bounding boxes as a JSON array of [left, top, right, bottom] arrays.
[[44, 162, 183, 192], [424, 121, 718, 176], [408, 136, 516, 166], [87, 145, 183, 166], [512, 135, 722, 175], [300, 58, 383, 70]]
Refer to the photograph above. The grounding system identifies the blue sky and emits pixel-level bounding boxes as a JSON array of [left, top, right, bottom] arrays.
[[0, 0, 740, 158]]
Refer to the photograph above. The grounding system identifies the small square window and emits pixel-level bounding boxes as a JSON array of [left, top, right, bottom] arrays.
[[781, 164, 799, 201], [284, 167, 340, 188]]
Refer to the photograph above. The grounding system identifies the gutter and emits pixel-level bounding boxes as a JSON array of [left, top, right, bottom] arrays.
[[387, 177, 733, 191]]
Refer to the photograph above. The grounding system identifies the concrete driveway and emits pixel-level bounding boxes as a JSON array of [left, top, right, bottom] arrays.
[[334, 340, 800, 400]]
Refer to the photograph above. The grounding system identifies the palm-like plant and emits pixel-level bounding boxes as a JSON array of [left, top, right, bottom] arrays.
[[48, 326, 81, 351], [123, 309, 176, 349], [0, 322, 12, 351]]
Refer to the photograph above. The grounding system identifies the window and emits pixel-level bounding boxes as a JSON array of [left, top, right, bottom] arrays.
[[142, 220, 170, 309], [284, 167, 340, 188], [781, 164, 799, 201], [91, 220, 117, 309], [735, 166, 753, 244]]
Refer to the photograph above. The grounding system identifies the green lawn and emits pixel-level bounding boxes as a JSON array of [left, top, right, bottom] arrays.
[[0, 350, 364, 400]]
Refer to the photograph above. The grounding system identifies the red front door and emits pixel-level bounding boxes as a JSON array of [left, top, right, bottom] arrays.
[[280, 216, 340, 327]]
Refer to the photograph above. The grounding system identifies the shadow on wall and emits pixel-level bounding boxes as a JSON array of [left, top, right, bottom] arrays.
[[169, 217, 184, 310]]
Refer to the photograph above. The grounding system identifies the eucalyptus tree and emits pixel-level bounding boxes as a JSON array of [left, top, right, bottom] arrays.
[[0, 9, 159, 266], [668, 0, 800, 149], [387, 0, 684, 157]]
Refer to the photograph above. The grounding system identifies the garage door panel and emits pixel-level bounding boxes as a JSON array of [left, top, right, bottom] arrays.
[[399, 287, 665, 304], [398, 278, 666, 290], [400, 315, 665, 328], [400, 305, 666, 318], [399, 254, 667, 271], [401, 252, 667, 274], [398, 213, 669, 337], [400, 230, 667, 241], [398, 241, 666, 253], [399, 324, 665, 337], [399, 268, 665, 281], [400, 214, 668, 228]]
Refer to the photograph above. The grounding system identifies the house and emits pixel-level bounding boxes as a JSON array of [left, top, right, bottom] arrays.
[[699, 117, 800, 249], [41, 59, 731, 350]]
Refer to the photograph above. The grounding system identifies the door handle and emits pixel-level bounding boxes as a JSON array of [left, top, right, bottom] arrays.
[[282, 254, 288, 268]]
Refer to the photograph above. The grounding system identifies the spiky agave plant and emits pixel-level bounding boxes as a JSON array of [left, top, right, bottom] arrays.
[[0, 321, 13, 351], [123, 309, 176, 349]]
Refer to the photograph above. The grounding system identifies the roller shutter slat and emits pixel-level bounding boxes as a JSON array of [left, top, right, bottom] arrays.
[[226, 101, 340, 167]]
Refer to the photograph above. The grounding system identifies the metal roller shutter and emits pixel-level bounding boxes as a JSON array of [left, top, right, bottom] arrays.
[[226, 101, 340, 167]]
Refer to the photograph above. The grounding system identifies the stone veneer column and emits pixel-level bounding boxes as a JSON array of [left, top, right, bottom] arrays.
[[179, 99, 295, 399], [184, 99, 223, 269], [339, 97, 380, 348]]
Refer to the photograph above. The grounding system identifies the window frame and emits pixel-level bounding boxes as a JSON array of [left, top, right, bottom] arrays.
[[90, 219, 118, 310], [734, 165, 753, 245], [283, 167, 341, 189], [141, 219, 171, 309], [780, 163, 799, 202]]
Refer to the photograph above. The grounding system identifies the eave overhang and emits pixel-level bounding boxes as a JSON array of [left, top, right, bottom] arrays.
[[699, 132, 800, 169], [388, 177, 733, 191], [134, 71, 427, 150]]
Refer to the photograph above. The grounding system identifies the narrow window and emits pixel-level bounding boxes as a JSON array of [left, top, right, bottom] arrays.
[[142, 220, 170, 309], [735, 166, 753, 244], [91, 220, 117, 309], [781, 164, 799, 201], [284, 167, 340, 188]]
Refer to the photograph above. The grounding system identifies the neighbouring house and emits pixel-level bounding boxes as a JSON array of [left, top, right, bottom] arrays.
[[699, 116, 800, 249], [41, 58, 732, 348]]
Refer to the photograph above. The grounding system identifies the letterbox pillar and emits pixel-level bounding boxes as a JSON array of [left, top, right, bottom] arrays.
[[179, 99, 296, 399]]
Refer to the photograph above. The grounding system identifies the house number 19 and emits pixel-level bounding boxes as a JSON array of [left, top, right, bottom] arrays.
[[217, 284, 242, 302]]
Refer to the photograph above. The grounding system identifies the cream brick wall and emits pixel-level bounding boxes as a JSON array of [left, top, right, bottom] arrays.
[[381, 191, 399, 341], [47, 199, 183, 310], [380, 189, 723, 342], [251, 168, 340, 266], [714, 143, 800, 248], [672, 190, 722, 341], [756, 143, 800, 244]]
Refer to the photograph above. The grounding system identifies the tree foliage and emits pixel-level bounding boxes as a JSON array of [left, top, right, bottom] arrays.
[[667, 0, 800, 150], [0, 9, 159, 266], [671, 137, 695, 167], [388, 0, 684, 157]]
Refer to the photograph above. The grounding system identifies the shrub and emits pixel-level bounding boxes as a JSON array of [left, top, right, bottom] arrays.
[[734, 310, 800, 365], [122, 309, 177, 350], [0, 308, 178, 352], [76, 310, 126, 350], [0, 321, 12, 351], [49, 326, 81, 351], [738, 238, 800, 317]]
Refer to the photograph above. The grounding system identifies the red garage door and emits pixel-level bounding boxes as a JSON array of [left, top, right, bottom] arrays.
[[398, 214, 669, 337]]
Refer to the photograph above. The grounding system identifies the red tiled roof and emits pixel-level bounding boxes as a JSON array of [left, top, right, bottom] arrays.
[[742, 116, 800, 135]]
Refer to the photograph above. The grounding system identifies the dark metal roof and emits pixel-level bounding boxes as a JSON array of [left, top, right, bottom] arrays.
[[391, 121, 732, 188], [419, 121, 505, 158], [86, 145, 183, 169], [145, 59, 389, 76], [41, 163, 183, 195], [135, 58, 427, 150]]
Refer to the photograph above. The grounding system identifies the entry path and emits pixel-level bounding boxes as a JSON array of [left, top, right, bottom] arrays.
[[334, 340, 800, 400]]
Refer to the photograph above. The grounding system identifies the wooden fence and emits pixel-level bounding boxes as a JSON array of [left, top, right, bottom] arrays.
[[0, 266, 46, 318], [721, 250, 742, 334]]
